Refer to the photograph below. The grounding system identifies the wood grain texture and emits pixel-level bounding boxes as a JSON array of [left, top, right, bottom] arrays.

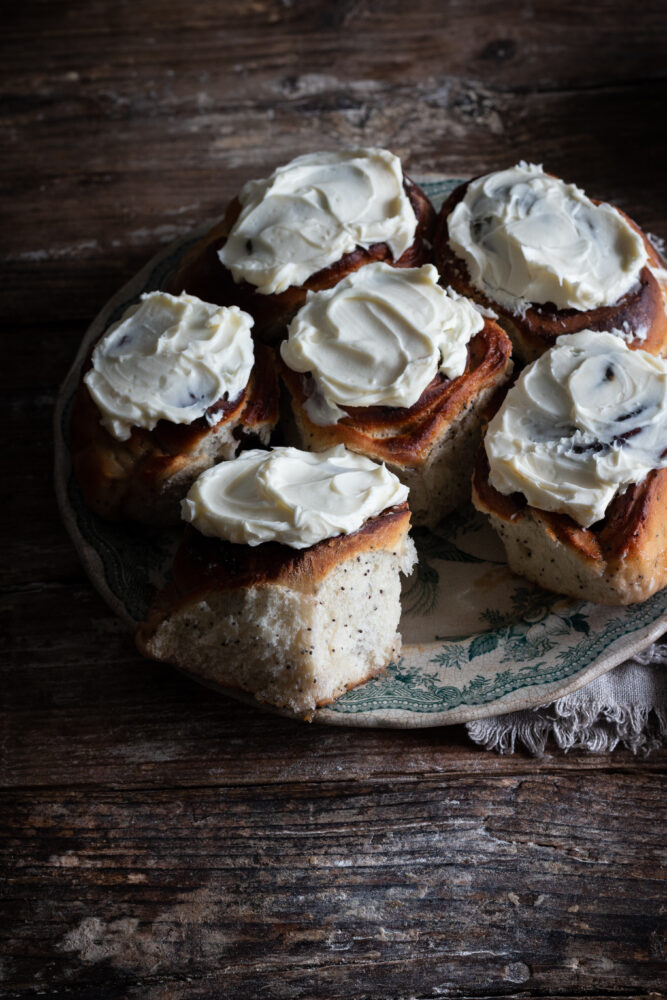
[[2, 776, 666, 997], [2, 1, 666, 996], [3, 1, 667, 329]]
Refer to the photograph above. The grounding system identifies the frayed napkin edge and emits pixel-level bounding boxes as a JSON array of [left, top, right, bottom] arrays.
[[467, 703, 666, 756], [467, 642, 666, 756]]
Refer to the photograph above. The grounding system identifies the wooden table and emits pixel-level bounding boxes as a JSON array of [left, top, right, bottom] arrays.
[[3, 3, 666, 996]]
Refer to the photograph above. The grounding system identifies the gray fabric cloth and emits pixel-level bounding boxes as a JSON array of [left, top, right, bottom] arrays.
[[466, 639, 666, 755]]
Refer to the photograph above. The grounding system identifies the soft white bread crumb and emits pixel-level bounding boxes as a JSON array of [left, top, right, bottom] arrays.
[[472, 462, 667, 605], [485, 507, 661, 605], [138, 528, 417, 715], [71, 343, 279, 524], [384, 383, 505, 529]]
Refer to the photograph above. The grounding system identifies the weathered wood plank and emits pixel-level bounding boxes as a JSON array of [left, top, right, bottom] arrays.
[[2, 1, 667, 328], [2, 991, 659, 1000], [4, 655, 666, 789], [1, 394, 82, 588], [4, 81, 667, 327], [1, 776, 665, 996], [4, 0, 667, 88]]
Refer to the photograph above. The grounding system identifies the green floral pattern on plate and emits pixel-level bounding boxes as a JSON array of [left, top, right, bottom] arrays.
[[54, 179, 666, 728]]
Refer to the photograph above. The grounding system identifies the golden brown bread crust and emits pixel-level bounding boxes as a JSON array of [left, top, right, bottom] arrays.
[[168, 177, 436, 343], [70, 343, 279, 523], [137, 502, 411, 647], [279, 318, 512, 466], [434, 180, 667, 362], [472, 448, 667, 604]]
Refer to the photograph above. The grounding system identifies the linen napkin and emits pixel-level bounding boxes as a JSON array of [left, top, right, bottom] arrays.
[[466, 639, 666, 754]]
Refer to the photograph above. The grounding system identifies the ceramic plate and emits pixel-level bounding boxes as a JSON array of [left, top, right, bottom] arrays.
[[54, 179, 667, 727]]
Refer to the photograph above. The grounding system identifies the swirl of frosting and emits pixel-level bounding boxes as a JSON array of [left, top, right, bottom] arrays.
[[218, 148, 417, 295], [280, 263, 484, 425], [448, 162, 647, 313], [485, 331, 667, 526], [84, 292, 254, 441], [181, 445, 409, 548]]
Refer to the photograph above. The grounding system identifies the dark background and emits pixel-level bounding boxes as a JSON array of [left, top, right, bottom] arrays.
[[2, 2, 666, 997]]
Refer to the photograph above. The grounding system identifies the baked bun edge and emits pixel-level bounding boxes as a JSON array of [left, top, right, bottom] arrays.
[[434, 180, 667, 362]]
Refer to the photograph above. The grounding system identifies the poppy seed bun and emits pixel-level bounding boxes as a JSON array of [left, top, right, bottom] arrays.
[[472, 443, 667, 605], [136, 504, 417, 716], [71, 343, 279, 524]]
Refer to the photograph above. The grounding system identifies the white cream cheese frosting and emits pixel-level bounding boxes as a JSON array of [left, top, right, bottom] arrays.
[[485, 331, 667, 527], [84, 291, 254, 441], [181, 445, 409, 548], [218, 148, 417, 295], [448, 162, 648, 314], [280, 263, 484, 425]]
